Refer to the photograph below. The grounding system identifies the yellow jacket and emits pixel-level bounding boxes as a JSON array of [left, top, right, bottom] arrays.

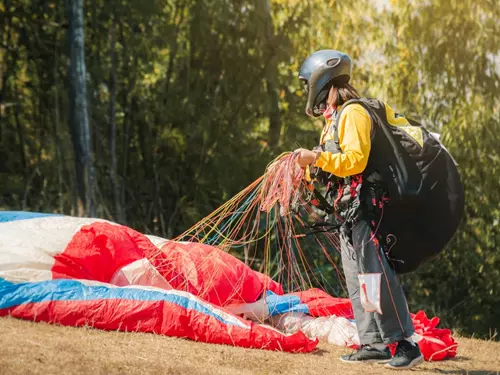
[[314, 104, 372, 178]]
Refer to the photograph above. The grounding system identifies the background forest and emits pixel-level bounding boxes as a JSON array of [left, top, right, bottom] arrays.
[[0, 0, 499, 338]]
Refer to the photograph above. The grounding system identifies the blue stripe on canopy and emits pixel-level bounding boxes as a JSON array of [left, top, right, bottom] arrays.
[[0, 211, 62, 223]]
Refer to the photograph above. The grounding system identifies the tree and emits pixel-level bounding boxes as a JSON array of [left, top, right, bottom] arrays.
[[66, 0, 94, 216], [0, 0, 498, 337]]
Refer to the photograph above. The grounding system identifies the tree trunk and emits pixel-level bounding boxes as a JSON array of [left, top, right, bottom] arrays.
[[53, 73, 64, 214], [266, 76, 281, 149], [120, 96, 131, 224], [118, 24, 138, 225], [66, 0, 94, 216], [13, 90, 27, 189], [262, 0, 281, 149], [53, 8, 65, 214], [108, 16, 123, 222]]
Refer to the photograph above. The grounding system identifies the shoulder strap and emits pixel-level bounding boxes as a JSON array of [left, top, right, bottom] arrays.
[[332, 98, 380, 145]]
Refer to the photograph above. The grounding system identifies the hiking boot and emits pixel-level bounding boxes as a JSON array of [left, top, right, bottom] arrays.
[[340, 345, 392, 364], [384, 340, 424, 370]]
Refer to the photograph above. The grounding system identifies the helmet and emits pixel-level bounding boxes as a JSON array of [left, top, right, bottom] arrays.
[[298, 50, 352, 117]]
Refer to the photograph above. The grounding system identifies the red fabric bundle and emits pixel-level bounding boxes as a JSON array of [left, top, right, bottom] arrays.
[[292, 288, 354, 319], [388, 310, 458, 361], [411, 310, 458, 361]]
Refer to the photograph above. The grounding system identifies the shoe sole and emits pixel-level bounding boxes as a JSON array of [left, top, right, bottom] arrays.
[[340, 358, 392, 364], [384, 355, 424, 370], [377, 359, 392, 364]]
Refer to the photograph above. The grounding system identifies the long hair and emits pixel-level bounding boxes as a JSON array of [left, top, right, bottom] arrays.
[[327, 83, 360, 108]]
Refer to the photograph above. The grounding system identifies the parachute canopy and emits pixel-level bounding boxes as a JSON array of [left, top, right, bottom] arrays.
[[0, 211, 457, 359]]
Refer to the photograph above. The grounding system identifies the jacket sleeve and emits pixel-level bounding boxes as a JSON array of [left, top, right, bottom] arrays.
[[313, 104, 371, 178]]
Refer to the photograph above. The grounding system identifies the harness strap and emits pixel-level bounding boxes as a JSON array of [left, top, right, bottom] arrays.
[[311, 187, 334, 214]]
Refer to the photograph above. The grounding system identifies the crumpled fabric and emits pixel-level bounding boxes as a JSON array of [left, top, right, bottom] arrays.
[[386, 310, 458, 361], [410, 310, 458, 361]]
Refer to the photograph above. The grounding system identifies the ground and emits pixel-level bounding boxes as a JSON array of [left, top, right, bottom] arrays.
[[0, 317, 498, 375]]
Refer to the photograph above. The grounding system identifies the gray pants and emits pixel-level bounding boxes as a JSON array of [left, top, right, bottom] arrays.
[[340, 209, 415, 345]]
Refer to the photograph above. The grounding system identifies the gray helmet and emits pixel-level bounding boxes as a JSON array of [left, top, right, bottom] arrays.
[[298, 50, 352, 117]]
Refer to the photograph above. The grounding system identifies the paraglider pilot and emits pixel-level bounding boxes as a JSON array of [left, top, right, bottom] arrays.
[[295, 50, 424, 370]]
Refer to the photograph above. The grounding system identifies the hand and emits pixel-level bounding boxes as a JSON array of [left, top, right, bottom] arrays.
[[294, 148, 318, 168]]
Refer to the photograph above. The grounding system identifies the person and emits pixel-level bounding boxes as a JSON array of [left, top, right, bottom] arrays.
[[294, 50, 425, 370]]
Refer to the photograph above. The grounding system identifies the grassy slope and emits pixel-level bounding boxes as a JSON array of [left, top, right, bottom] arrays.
[[0, 317, 498, 375]]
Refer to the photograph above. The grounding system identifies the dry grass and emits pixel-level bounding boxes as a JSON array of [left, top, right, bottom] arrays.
[[0, 317, 498, 375]]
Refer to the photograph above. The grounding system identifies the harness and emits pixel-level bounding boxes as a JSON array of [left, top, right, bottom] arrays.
[[306, 103, 391, 244], [305, 98, 464, 273]]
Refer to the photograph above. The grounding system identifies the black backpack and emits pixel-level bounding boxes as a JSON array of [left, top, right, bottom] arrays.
[[330, 98, 465, 273]]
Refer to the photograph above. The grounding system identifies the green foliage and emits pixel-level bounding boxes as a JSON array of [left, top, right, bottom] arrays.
[[0, 0, 498, 337], [369, 0, 500, 338]]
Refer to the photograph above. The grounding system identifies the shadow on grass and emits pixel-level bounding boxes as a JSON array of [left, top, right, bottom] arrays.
[[311, 348, 329, 356], [427, 368, 498, 375], [447, 356, 473, 361]]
